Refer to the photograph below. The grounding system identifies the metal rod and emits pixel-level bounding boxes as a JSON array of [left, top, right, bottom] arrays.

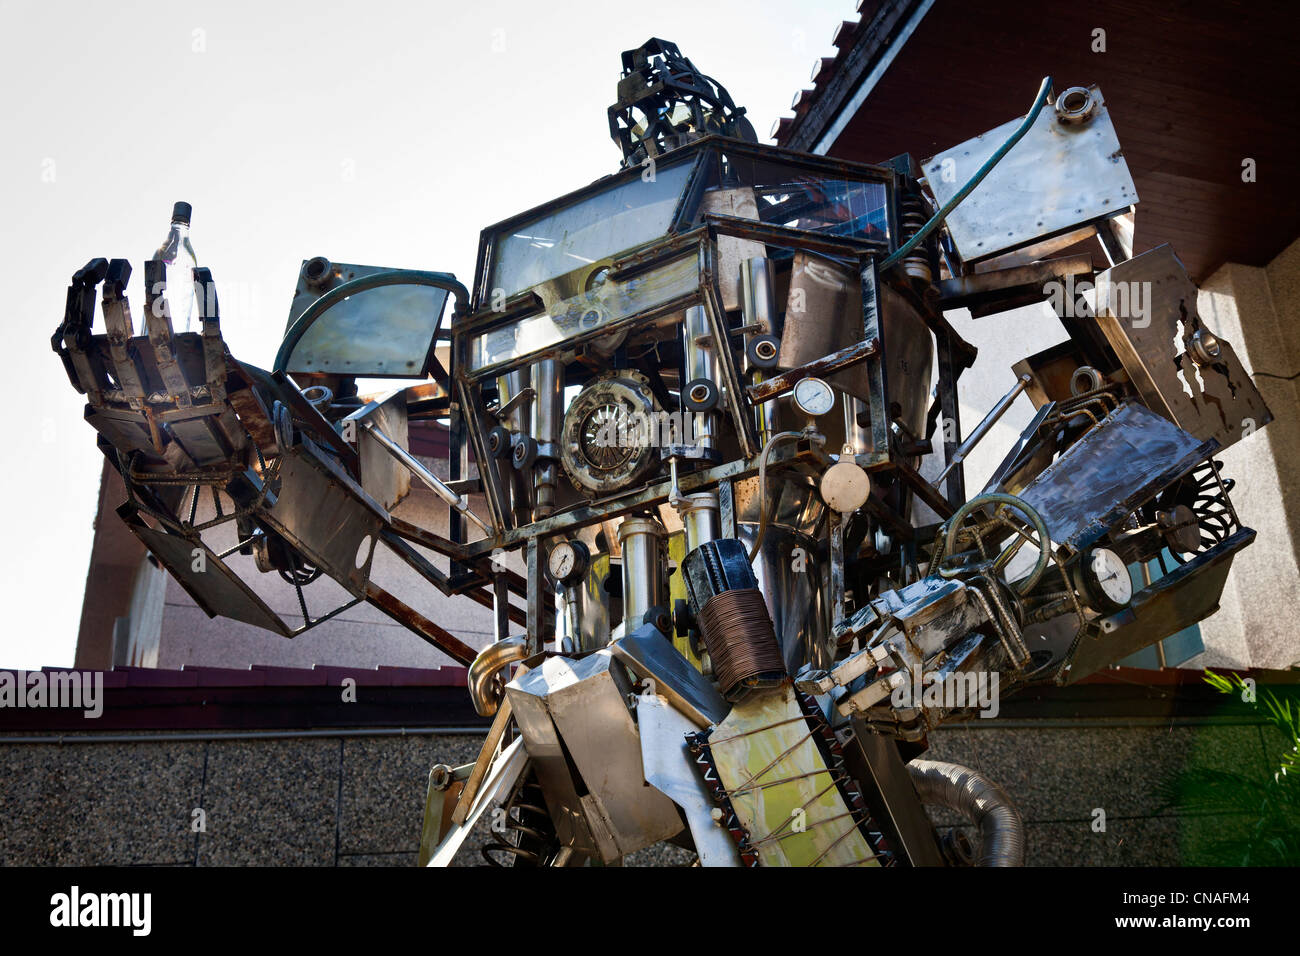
[[936, 374, 1032, 485], [362, 420, 491, 534], [1142, 560, 1167, 668], [451, 697, 514, 825]]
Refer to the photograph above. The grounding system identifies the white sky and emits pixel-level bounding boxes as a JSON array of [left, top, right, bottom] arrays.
[[0, 0, 858, 668]]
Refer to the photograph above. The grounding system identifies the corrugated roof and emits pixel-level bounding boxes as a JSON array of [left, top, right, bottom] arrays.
[[771, 1, 889, 146]]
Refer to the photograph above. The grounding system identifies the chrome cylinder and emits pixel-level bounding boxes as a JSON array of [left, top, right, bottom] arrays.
[[531, 358, 563, 517], [741, 257, 776, 338], [618, 515, 666, 636], [498, 369, 530, 432], [742, 257, 780, 443], [678, 492, 718, 552], [681, 305, 720, 459], [682, 305, 716, 390], [842, 393, 872, 456]]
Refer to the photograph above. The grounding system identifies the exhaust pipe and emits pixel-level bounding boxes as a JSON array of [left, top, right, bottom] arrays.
[[907, 759, 1024, 867]]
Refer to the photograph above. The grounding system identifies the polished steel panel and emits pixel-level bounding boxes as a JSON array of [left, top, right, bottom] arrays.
[[611, 623, 730, 727], [506, 650, 684, 862], [922, 86, 1138, 265], [637, 694, 741, 867]]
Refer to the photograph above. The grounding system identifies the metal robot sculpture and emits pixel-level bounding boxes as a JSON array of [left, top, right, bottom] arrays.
[[52, 40, 1272, 867]]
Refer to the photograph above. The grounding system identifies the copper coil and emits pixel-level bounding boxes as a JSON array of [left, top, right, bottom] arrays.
[[697, 588, 787, 701]]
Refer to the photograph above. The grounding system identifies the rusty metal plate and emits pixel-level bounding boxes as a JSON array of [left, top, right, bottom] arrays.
[[259, 440, 387, 596], [778, 252, 870, 398], [284, 261, 449, 378], [346, 390, 411, 512], [1013, 402, 1214, 552], [125, 517, 291, 637], [468, 252, 698, 375], [699, 186, 766, 310], [1094, 245, 1273, 451]]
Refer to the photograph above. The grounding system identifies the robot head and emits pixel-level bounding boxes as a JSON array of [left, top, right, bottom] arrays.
[[608, 38, 757, 168]]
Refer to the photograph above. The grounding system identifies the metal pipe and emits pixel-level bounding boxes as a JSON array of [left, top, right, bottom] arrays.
[[907, 759, 1024, 866], [362, 420, 491, 534], [936, 374, 1031, 485], [678, 492, 719, 552], [1141, 561, 1167, 668], [531, 358, 563, 517], [682, 305, 720, 459], [741, 258, 780, 443], [747, 431, 804, 562], [498, 369, 533, 525], [618, 515, 666, 635], [468, 634, 531, 717]]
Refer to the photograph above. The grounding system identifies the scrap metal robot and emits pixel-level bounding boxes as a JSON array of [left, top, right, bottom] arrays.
[[53, 39, 1272, 866]]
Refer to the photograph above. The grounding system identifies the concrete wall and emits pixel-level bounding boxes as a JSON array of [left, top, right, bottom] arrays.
[[0, 719, 1283, 866], [1193, 237, 1300, 671]]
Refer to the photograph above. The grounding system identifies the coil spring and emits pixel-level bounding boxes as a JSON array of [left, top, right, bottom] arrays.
[[1167, 459, 1237, 565], [481, 774, 557, 867], [898, 194, 932, 284]]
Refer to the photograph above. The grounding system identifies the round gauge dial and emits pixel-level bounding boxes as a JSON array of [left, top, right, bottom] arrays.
[[546, 540, 590, 586], [793, 376, 835, 418], [1083, 547, 1132, 611]]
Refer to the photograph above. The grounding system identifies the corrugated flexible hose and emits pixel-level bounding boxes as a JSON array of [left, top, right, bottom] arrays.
[[907, 759, 1025, 867]]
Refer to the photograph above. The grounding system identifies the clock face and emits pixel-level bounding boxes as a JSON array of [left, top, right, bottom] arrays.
[[793, 376, 835, 418], [1088, 548, 1132, 606], [548, 542, 577, 582]]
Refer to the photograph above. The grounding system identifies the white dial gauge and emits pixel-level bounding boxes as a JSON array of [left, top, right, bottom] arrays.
[[1085, 547, 1132, 610], [793, 376, 836, 418], [546, 540, 589, 586]]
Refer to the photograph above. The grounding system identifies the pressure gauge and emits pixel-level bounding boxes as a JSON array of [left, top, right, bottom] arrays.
[[793, 376, 835, 418], [1079, 547, 1133, 613], [546, 539, 590, 587]]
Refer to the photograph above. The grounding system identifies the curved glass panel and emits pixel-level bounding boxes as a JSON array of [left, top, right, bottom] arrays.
[[488, 160, 695, 299], [287, 284, 449, 377], [712, 153, 891, 242]]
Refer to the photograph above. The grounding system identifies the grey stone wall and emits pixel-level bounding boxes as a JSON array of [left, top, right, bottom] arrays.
[[0, 720, 1283, 867]]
